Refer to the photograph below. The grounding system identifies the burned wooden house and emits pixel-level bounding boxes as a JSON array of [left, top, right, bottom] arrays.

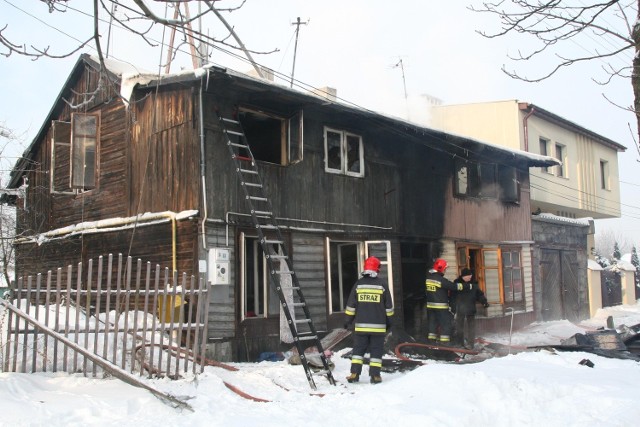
[[6, 54, 558, 361]]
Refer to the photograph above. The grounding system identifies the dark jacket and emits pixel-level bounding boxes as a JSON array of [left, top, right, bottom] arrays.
[[452, 276, 488, 315], [424, 269, 467, 310], [345, 274, 394, 334]]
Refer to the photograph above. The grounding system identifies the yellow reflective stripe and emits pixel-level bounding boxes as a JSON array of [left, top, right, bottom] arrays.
[[351, 359, 363, 365], [345, 310, 355, 315], [356, 289, 383, 294], [369, 361, 382, 368], [355, 327, 386, 333], [386, 310, 394, 316]]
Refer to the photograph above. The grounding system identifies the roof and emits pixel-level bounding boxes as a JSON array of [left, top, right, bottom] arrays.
[[7, 54, 560, 189], [518, 102, 626, 152]]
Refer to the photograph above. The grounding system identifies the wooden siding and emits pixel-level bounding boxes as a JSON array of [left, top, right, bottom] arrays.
[[444, 172, 533, 242], [129, 88, 200, 214], [14, 218, 199, 281], [16, 65, 128, 235]]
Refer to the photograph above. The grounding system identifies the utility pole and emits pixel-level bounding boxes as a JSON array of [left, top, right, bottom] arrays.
[[290, 17, 308, 88]]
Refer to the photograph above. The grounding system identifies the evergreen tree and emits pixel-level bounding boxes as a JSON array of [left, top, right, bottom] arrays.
[[595, 250, 610, 269], [631, 245, 640, 288], [612, 242, 621, 261]]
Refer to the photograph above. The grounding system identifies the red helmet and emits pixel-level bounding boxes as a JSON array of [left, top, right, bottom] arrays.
[[433, 258, 448, 273], [364, 256, 381, 272]]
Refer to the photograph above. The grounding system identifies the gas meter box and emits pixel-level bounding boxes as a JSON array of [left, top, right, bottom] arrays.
[[208, 248, 230, 285]]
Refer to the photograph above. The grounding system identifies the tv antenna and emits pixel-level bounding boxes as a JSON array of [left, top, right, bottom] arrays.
[[290, 17, 309, 88]]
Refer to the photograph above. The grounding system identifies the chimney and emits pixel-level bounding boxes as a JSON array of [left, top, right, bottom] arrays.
[[311, 86, 337, 102]]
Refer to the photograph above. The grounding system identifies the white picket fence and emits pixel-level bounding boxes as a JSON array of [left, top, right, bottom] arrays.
[[1, 254, 211, 379]]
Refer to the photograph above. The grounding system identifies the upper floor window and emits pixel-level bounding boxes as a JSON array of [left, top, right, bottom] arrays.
[[554, 143, 566, 177], [238, 108, 303, 166], [324, 127, 364, 177], [539, 138, 550, 173], [455, 159, 520, 203], [600, 160, 609, 190], [50, 112, 100, 194]]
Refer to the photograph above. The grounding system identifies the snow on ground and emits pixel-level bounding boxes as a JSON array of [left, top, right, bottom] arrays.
[[1, 302, 640, 427]]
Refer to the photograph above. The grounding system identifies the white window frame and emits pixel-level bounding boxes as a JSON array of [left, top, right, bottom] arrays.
[[325, 238, 392, 314], [240, 232, 280, 320], [323, 127, 364, 177]]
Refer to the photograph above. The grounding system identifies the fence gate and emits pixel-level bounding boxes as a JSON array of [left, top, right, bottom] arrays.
[[601, 270, 622, 308], [540, 249, 581, 321], [1, 254, 211, 379]]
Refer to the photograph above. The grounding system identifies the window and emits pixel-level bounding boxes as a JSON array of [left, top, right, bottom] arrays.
[[456, 244, 526, 310], [324, 127, 364, 177], [240, 233, 280, 319], [326, 239, 392, 314], [51, 112, 100, 193], [554, 143, 566, 177], [238, 108, 303, 165], [454, 159, 497, 199], [328, 241, 361, 313], [600, 160, 609, 190], [501, 247, 524, 307], [498, 166, 519, 203], [539, 138, 549, 173], [71, 113, 98, 189]]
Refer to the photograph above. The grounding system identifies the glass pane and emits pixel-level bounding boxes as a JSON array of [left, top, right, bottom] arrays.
[[484, 268, 500, 302], [330, 242, 359, 312], [346, 135, 361, 173], [512, 268, 523, 301], [73, 114, 97, 136], [503, 252, 512, 267], [512, 251, 520, 266], [457, 247, 467, 266], [326, 130, 342, 171]]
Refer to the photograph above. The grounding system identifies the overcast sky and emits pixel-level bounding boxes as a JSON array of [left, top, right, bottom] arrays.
[[1, 0, 639, 251]]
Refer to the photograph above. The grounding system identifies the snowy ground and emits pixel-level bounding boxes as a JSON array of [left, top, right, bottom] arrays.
[[1, 303, 640, 427]]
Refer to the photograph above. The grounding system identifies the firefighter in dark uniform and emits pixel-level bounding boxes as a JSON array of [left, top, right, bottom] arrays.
[[343, 256, 394, 384], [425, 258, 468, 344]]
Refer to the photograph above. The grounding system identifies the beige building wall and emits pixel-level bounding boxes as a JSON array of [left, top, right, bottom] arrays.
[[430, 100, 622, 220]]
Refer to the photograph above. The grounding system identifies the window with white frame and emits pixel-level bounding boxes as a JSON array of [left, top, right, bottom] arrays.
[[539, 137, 550, 173], [555, 143, 566, 177], [326, 238, 393, 314], [324, 127, 364, 177]]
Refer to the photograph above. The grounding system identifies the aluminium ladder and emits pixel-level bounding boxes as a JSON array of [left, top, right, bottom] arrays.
[[217, 112, 336, 390]]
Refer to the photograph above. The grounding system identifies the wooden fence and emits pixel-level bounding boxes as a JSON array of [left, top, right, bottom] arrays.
[[1, 254, 211, 379]]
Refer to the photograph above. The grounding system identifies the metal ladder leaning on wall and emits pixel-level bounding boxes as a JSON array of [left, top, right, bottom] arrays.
[[217, 112, 336, 390]]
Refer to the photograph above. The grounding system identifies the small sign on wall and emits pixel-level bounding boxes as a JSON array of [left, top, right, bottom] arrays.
[[208, 248, 230, 285]]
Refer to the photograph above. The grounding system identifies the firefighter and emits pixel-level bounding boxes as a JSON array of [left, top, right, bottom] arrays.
[[453, 268, 489, 348], [424, 258, 469, 344], [343, 256, 394, 384]]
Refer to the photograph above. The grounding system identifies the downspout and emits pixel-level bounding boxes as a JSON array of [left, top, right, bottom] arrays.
[[521, 103, 535, 152], [199, 74, 208, 250]]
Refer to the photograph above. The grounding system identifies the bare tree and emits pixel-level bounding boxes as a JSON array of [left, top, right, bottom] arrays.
[[595, 227, 631, 261], [0, 124, 26, 287], [0, 1, 276, 84], [471, 1, 640, 155]]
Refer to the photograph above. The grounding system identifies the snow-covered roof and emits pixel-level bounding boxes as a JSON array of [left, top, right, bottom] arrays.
[[534, 213, 593, 227]]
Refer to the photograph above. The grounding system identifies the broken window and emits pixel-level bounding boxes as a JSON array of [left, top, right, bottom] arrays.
[[326, 239, 392, 314], [498, 165, 519, 203], [324, 127, 364, 177], [455, 160, 518, 203], [238, 108, 303, 165]]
